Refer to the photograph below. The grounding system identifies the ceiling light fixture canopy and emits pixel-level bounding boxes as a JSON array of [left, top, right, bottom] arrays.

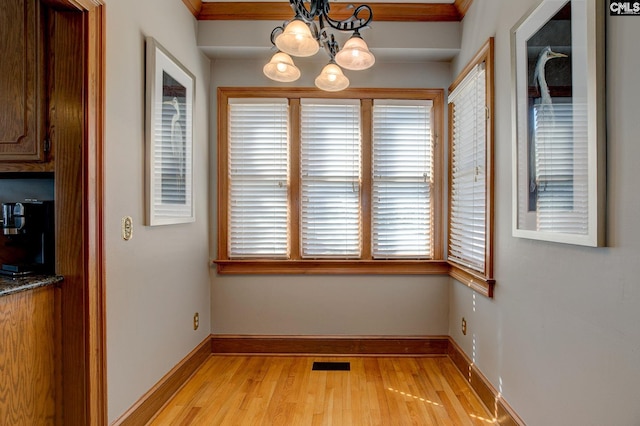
[[264, 0, 375, 91]]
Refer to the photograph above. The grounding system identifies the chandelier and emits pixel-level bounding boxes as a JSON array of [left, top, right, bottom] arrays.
[[263, 0, 375, 91]]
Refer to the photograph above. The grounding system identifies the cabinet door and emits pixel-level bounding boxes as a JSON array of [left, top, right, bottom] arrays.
[[0, 0, 46, 162], [0, 286, 59, 425]]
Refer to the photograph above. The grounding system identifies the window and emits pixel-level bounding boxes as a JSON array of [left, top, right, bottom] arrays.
[[300, 99, 362, 258], [372, 100, 434, 258], [216, 88, 445, 275], [227, 98, 289, 258], [447, 38, 495, 297]]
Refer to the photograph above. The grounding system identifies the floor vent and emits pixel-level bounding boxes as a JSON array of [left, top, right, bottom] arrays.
[[312, 361, 351, 371]]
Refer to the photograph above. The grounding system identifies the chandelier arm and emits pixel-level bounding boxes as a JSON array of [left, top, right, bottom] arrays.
[[289, 0, 316, 22], [270, 25, 285, 45], [324, 4, 373, 32], [320, 32, 339, 60]]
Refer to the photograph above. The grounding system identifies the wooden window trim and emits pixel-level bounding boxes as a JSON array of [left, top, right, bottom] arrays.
[[447, 38, 495, 298], [215, 87, 445, 275]]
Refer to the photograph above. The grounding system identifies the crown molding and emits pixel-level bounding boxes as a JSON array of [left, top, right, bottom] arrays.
[[182, 0, 203, 16], [454, 0, 473, 18], [186, 1, 473, 22]]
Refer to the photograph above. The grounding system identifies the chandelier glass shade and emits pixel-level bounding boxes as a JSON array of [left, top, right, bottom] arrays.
[[264, 0, 375, 91], [263, 52, 301, 82], [315, 62, 350, 91], [334, 32, 375, 70], [275, 19, 320, 57]]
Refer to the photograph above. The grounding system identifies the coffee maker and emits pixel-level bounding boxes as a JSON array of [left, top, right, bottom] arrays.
[[1, 200, 55, 276]]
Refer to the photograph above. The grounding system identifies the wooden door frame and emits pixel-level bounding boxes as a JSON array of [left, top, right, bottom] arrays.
[[49, 1, 107, 424], [83, 4, 107, 424]]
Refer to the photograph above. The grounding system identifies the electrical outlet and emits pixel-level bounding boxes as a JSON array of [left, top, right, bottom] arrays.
[[193, 312, 199, 330], [461, 317, 467, 335]]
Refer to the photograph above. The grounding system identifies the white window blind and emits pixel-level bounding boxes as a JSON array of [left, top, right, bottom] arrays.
[[533, 101, 588, 234], [227, 98, 289, 258], [448, 63, 487, 273], [372, 100, 433, 258], [300, 99, 361, 258]]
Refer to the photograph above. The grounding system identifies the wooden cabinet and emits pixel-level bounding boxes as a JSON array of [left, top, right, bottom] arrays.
[[0, 0, 48, 166], [0, 286, 59, 426]]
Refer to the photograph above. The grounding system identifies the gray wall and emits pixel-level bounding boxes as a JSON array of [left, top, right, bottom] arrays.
[[449, 1, 640, 425], [101, 1, 640, 424], [209, 56, 454, 336], [104, 0, 211, 421]]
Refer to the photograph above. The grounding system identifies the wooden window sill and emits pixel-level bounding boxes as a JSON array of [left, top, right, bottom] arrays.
[[447, 262, 494, 298], [212, 259, 494, 299], [213, 259, 449, 275]]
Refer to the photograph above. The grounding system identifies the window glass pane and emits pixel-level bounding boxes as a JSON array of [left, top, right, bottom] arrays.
[[228, 99, 289, 258], [300, 100, 361, 258], [372, 100, 433, 258]]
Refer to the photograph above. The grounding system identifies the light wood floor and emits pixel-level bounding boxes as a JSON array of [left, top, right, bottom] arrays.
[[149, 355, 495, 425]]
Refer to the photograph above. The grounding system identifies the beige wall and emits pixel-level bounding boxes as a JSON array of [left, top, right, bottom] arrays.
[[449, 1, 640, 424], [104, 0, 211, 421]]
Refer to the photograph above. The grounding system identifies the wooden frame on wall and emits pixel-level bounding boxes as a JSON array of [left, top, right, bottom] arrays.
[[511, 0, 606, 247]]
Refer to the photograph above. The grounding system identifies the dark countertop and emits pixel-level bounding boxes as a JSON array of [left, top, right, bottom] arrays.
[[0, 274, 63, 297]]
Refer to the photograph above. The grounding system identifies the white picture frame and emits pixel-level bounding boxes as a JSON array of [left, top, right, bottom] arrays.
[[511, 0, 605, 246], [145, 36, 195, 226]]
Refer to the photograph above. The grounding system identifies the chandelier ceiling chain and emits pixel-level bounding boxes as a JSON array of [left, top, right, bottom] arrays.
[[263, 0, 376, 91]]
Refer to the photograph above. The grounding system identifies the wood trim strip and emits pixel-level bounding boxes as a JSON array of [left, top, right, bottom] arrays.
[[289, 99, 301, 260], [218, 87, 443, 100], [453, 0, 474, 19], [360, 99, 373, 260], [84, 4, 107, 425], [216, 88, 230, 260], [447, 338, 525, 426], [198, 2, 461, 22], [214, 259, 450, 275], [182, 0, 203, 17], [448, 263, 494, 298], [431, 90, 445, 260], [111, 337, 212, 426], [210, 335, 450, 356]]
